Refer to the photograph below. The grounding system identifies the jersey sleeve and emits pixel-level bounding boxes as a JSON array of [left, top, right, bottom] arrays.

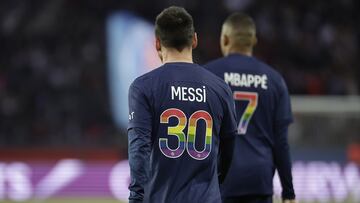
[[275, 78, 294, 125], [273, 78, 296, 200], [127, 80, 153, 202], [218, 85, 237, 182], [273, 126, 296, 200], [220, 85, 238, 137], [128, 127, 151, 203], [128, 81, 152, 130]]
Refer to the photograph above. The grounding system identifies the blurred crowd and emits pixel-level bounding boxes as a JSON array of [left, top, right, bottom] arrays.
[[0, 0, 359, 147]]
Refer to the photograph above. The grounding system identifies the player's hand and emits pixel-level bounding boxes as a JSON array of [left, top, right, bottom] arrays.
[[283, 199, 296, 203]]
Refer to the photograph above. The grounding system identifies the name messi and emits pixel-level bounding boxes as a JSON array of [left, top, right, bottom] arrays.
[[224, 72, 268, 89], [171, 86, 206, 103]]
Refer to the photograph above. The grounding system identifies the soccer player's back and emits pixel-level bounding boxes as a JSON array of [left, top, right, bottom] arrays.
[[206, 13, 296, 203], [129, 63, 235, 203], [127, 7, 237, 203]]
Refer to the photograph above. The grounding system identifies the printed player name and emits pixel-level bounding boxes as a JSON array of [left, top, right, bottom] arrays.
[[224, 72, 268, 89], [171, 86, 206, 103]]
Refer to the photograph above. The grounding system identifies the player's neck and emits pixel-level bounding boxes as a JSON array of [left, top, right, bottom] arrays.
[[161, 47, 193, 64], [227, 47, 253, 57]]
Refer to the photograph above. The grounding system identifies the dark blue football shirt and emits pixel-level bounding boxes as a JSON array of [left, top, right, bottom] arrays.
[[205, 54, 295, 199], [128, 62, 237, 203]]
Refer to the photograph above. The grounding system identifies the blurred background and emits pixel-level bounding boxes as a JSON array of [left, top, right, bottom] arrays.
[[0, 0, 359, 202]]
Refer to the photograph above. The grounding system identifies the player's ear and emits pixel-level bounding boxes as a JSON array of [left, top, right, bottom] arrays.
[[155, 37, 163, 62], [223, 34, 230, 46], [192, 32, 198, 49], [220, 33, 229, 56], [155, 37, 161, 52], [252, 35, 257, 47], [220, 24, 229, 47]]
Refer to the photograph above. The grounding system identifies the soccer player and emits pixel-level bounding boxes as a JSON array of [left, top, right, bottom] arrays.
[[127, 6, 237, 203], [205, 13, 296, 203]]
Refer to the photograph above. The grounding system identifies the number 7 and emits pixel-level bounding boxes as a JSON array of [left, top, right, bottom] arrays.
[[233, 91, 258, 134]]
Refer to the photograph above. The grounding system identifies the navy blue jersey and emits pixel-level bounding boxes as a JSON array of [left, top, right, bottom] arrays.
[[205, 54, 295, 199], [128, 62, 237, 203]]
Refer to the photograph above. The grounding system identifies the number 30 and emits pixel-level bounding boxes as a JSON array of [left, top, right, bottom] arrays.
[[159, 108, 213, 160]]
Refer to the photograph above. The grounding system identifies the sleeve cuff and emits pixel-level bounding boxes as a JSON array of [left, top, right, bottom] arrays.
[[282, 191, 296, 200]]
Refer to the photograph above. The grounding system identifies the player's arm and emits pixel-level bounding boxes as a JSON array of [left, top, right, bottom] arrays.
[[128, 127, 151, 203], [218, 86, 237, 183], [273, 79, 296, 201], [274, 124, 295, 200], [218, 132, 235, 183], [128, 82, 152, 203]]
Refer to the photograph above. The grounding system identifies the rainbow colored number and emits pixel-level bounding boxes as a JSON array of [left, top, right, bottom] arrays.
[[233, 91, 258, 134], [159, 108, 187, 158], [159, 108, 213, 160], [187, 110, 213, 160]]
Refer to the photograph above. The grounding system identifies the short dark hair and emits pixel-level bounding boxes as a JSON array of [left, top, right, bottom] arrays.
[[224, 12, 255, 31], [223, 13, 256, 48], [155, 6, 194, 51]]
